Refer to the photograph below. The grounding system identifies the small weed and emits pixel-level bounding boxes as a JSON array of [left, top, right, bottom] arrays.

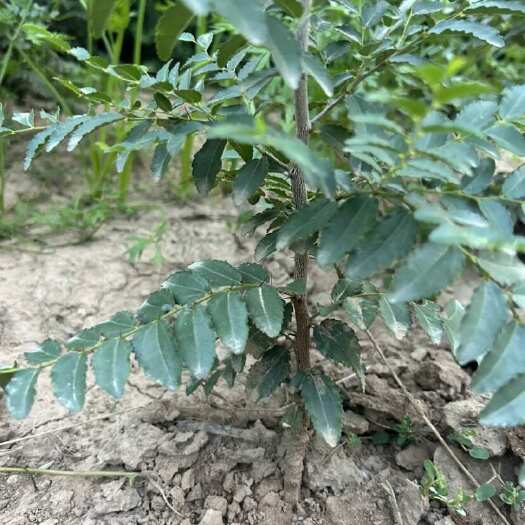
[[127, 220, 168, 266], [448, 430, 490, 461]]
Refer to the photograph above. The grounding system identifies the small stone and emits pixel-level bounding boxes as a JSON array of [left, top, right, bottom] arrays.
[[199, 509, 224, 525], [183, 431, 209, 455], [181, 469, 195, 491], [342, 410, 369, 435], [174, 431, 194, 444], [233, 484, 252, 503], [395, 444, 433, 471], [243, 496, 257, 512], [230, 447, 265, 464], [410, 347, 428, 361], [228, 501, 241, 522], [223, 471, 235, 493], [205, 495, 228, 516], [259, 491, 281, 508], [251, 460, 276, 483], [255, 477, 283, 499], [415, 359, 468, 394], [187, 482, 203, 502], [94, 481, 141, 515], [170, 486, 185, 509], [181, 520, 192, 525]]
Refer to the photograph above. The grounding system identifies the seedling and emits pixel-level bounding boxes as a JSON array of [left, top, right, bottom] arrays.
[[2, 0, 525, 503]]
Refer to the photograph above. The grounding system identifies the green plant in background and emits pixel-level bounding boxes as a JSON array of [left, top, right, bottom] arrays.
[[127, 218, 168, 265], [3, 0, 525, 505]]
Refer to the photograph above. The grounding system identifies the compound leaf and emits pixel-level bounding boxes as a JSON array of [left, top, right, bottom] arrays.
[[67, 112, 123, 151]]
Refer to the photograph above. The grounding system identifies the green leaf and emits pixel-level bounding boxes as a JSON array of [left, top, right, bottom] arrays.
[[379, 297, 411, 340], [46, 115, 88, 152], [475, 483, 497, 502], [66, 328, 101, 351], [255, 230, 279, 261], [217, 34, 247, 69], [233, 157, 269, 204], [346, 209, 417, 282], [467, 1, 525, 16], [413, 301, 443, 345], [388, 244, 465, 304], [502, 166, 525, 199], [429, 20, 504, 48], [443, 299, 465, 354], [215, 0, 268, 45], [264, 15, 302, 90], [317, 196, 378, 267], [245, 284, 284, 337], [480, 374, 525, 426], [155, 3, 194, 61], [302, 54, 334, 97], [462, 158, 495, 195], [51, 352, 88, 412], [344, 296, 378, 330], [175, 305, 217, 380], [469, 447, 491, 460], [301, 373, 342, 447], [277, 198, 339, 250], [151, 142, 170, 181], [92, 339, 131, 399], [208, 292, 249, 354], [456, 282, 508, 365], [6, 369, 40, 419], [87, 0, 117, 38], [313, 320, 364, 378], [499, 84, 525, 120], [192, 139, 227, 195], [487, 125, 525, 156], [93, 311, 135, 338], [247, 345, 290, 399], [207, 123, 336, 197], [25, 339, 61, 365], [189, 260, 242, 287], [133, 320, 181, 390], [237, 263, 269, 284], [163, 270, 210, 304], [472, 322, 525, 393], [479, 199, 513, 235], [137, 289, 175, 323], [67, 112, 123, 151], [24, 125, 57, 170], [274, 0, 304, 17], [475, 252, 525, 286]]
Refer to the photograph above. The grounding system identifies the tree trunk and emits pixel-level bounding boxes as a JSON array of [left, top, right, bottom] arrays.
[[291, 0, 312, 372]]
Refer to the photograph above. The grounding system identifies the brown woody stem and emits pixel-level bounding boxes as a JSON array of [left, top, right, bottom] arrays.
[[291, 0, 313, 372]]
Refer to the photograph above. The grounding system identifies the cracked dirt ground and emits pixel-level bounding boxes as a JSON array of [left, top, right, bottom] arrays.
[[1, 195, 525, 525]]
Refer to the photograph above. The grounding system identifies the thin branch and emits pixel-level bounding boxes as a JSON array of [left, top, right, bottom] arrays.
[[0, 466, 140, 481], [365, 329, 511, 525]]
